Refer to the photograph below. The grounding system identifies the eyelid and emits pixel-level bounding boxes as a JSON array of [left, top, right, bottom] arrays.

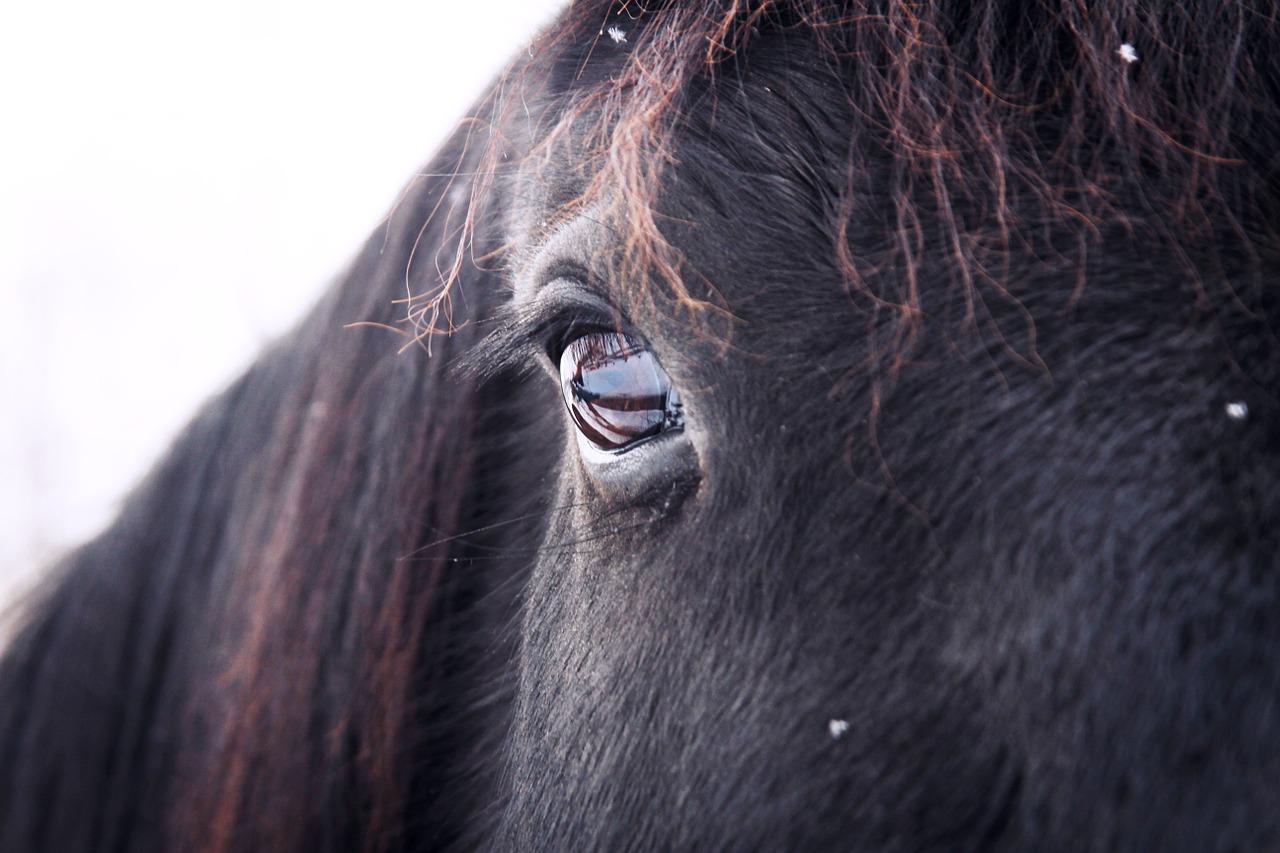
[[527, 280, 636, 365], [460, 279, 617, 380]]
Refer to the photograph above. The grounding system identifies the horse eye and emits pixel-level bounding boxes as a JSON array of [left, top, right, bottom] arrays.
[[558, 331, 684, 454]]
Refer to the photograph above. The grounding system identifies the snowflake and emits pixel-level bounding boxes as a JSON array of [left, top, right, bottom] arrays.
[[1118, 43, 1138, 64], [606, 25, 627, 44]]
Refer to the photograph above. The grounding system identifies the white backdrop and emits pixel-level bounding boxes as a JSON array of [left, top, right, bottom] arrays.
[[0, 0, 568, 607]]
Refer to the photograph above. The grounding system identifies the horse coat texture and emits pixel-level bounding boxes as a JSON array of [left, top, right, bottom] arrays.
[[2, 1, 1279, 850]]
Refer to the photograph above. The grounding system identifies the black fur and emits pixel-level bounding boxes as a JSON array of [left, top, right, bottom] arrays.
[[3, 2, 1278, 851]]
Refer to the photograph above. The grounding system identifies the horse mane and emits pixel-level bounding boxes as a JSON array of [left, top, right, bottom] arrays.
[[1, 2, 1277, 851], [495, 0, 1279, 365], [0, 111, 525, 849]]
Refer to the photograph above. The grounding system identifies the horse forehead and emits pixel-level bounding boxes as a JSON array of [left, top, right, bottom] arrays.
[[504, 31, 852, 304], [507, 199, 615, 307]]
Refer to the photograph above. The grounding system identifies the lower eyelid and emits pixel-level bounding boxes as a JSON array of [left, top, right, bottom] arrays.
[[573, 425, 695, 498], [573, 423, 685, 465]]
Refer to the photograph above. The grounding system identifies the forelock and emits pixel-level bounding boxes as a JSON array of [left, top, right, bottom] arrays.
[[508, 0, 1279, 347]]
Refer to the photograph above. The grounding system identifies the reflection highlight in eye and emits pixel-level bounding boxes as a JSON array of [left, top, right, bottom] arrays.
[[558, 332, 684, 453]]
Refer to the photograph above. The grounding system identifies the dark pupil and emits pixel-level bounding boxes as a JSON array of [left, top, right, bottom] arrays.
[[559, 332, 683, 452]]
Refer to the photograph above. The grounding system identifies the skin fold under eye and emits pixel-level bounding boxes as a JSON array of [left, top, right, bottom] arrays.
[[558, 331, 684, 454]]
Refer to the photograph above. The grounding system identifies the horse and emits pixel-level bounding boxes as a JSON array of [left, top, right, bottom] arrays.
[[3, 0, 1278, 849]]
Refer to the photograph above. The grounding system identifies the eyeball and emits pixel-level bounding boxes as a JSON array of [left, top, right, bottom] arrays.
[[558, 331, 684, 454]]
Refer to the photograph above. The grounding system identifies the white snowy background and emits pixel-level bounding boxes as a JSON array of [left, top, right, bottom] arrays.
[[0, 0, 568, 609]]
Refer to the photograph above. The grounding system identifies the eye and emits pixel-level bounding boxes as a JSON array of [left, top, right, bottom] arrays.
[[558, 331, 684, 454]]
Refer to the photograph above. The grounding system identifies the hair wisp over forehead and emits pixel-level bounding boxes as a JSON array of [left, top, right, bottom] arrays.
[[409, 0, 1278, 359]]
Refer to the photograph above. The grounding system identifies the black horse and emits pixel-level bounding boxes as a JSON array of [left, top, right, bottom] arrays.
[[3, 1, 1278, 850]]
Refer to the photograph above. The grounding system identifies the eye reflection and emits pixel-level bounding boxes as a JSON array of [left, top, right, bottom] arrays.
[[558, 331, 684, 453]]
